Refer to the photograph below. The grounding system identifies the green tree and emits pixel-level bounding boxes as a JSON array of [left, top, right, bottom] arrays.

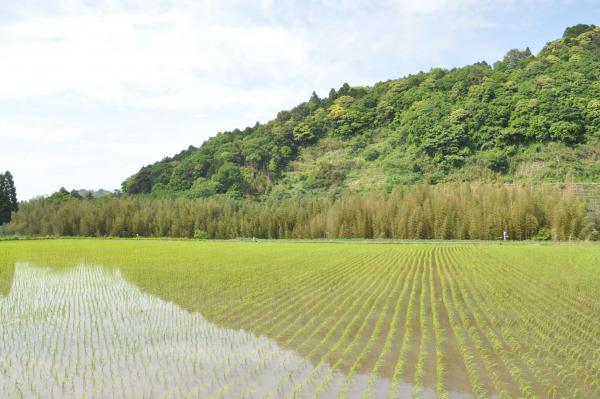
[[0, 174, 7, 224], [0, 171, 17, 224], [213, 162, 246, 194], [563, 24, 596, 39]]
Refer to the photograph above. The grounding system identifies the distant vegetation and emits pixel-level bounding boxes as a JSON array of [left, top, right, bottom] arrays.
[[42, 187, 114, 202], [4, 184, 593, 240], [122, 25, 600, 199]]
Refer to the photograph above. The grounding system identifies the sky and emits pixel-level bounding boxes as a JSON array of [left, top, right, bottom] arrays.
[[1, 0, 598, 199]]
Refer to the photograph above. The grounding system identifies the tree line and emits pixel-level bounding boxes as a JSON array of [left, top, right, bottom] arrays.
[[0, 171, 18, 224], [2, 184, 594, 241]]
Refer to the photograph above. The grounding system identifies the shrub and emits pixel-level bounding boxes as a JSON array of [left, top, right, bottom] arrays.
[[534, 228, 551, 241], [363, 147, 380, 161], [194, 229, 209, 240]]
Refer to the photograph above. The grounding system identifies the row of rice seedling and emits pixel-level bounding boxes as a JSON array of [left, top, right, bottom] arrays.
[[311, 252, 411, 398], [239, 251, 379, 340], [488, 253, 599, 396], [439, 247, 528, 398], [428, 249, 448, 399], [289, 253, 400, 397], [435, 249, 488, 398], [453, 245, 572, 397], [449, 245, 600, 397], [195, 252, 383, 398], [200, 252, 372, 392], [412, 249, 431, 398], [336, 252, 416, 398], [388, 250, 425, 398], [176, 250, 392, 398], [361, 254, 420, 399], [222, 250, 369, 329], [203, 254, 384, 398], [469, 247, 599, 386], [484, 249, 600, 348]]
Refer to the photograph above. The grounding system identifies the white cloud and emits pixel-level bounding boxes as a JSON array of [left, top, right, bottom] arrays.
[[0, 10, 314, 108]]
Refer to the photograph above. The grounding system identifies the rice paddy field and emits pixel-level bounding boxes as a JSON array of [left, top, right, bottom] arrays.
[[0, 239, 599, 398]]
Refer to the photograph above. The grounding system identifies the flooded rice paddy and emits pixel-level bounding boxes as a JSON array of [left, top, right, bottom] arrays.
[[4, 263, 318, 398], [1, 240, 599, 398], [0, 262, 468, 399]]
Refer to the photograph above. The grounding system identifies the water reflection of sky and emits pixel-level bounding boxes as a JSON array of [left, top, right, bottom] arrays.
[[0, 263, 471, 399]]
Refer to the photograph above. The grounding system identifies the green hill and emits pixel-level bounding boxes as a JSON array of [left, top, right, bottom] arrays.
[[123, 25, 600, 199]]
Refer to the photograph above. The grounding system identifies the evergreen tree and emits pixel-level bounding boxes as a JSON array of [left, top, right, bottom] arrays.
[[0, 174, 7, 224], [4, 172, 17, 213], [0, 171, 17, 224]]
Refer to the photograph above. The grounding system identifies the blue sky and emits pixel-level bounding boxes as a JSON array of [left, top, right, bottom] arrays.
[[1, 0, 598, 199]]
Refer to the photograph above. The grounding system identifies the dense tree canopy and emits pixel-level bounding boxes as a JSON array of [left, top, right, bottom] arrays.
[[122, 26, 600, 199]]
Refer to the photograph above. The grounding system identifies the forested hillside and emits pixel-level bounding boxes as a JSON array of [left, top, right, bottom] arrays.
[[123, 25, 600, 199]]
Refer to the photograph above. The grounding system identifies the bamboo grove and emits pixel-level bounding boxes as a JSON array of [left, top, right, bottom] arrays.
[[5, 184, 593, 240]]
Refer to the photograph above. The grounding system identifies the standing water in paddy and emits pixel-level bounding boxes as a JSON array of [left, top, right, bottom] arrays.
[[0, 263, 316, 398], [0, 262, 467, 399]]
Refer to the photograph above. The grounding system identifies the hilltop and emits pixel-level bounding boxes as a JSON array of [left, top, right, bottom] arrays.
[[121, 24, 599, 199]]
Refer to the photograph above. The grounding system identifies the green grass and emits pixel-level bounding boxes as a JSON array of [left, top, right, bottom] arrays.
[[1, 239, 599, 397]]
